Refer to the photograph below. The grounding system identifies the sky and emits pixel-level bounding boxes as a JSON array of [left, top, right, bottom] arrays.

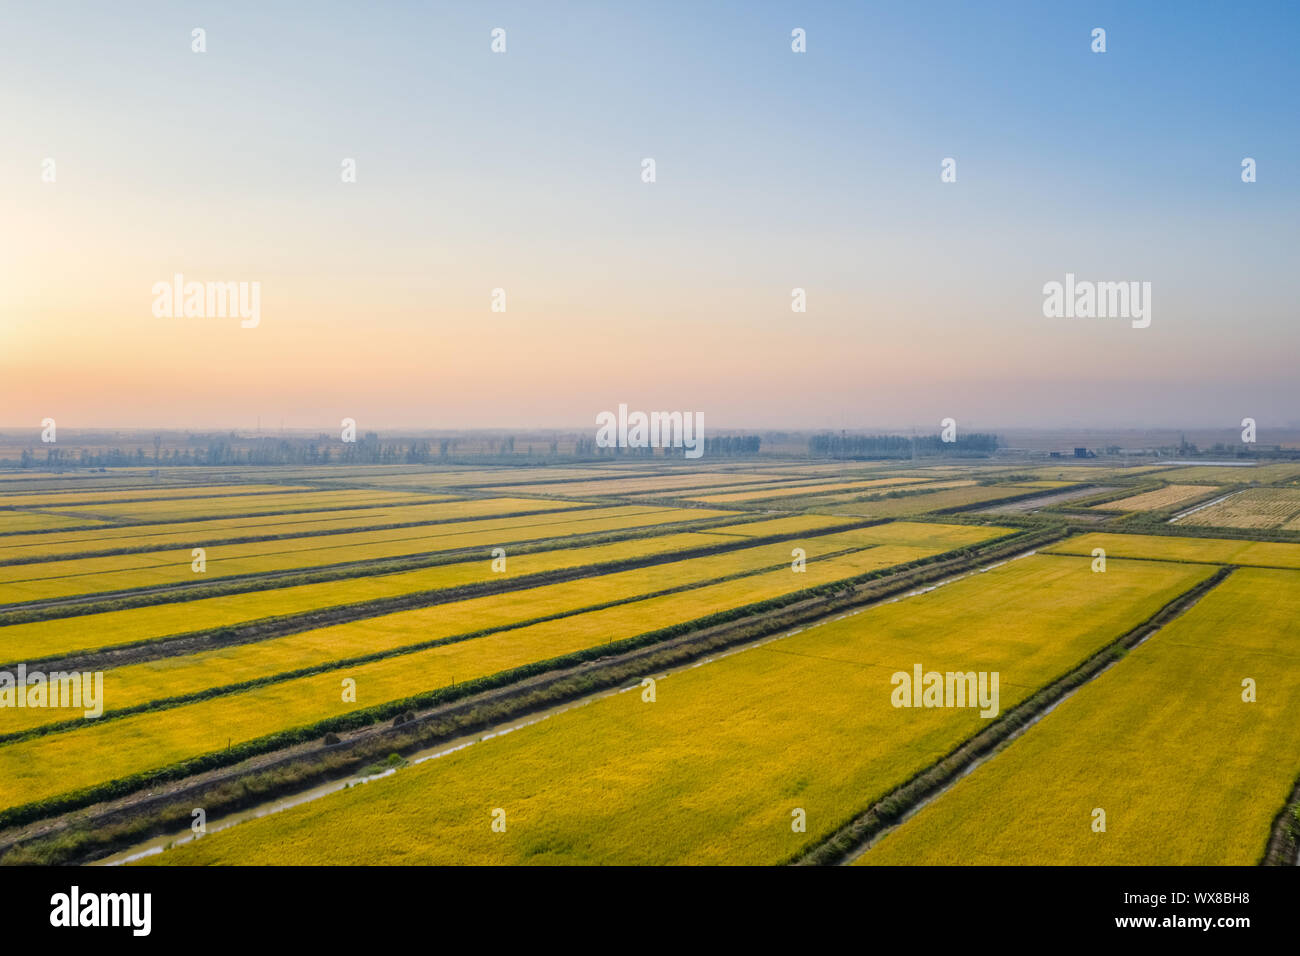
[[1, 0, 1297, 433]]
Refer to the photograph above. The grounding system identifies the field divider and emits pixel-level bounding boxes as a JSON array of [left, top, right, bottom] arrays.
[[788, 565, 1237, 867], [1263, 772, 1300, 865], [0, 526, 1055, 864]]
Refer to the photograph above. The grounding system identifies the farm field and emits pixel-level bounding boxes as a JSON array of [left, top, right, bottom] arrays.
[[1174, 488, 1300, 529], [1091, 484, 1215, 512], [0, 522, 963, 734], [812, 483, 1043, 517], [0, 505, 738, 604], [0, 523, 1012, 811], [142, 552, 1213, 865], [0, 483, 311, 508], [38, 488, 454, 523], [311, 468, 662, 489], [3, 459, 1297, 869], [1144, 463, 1300, 484], [1046, 533, 1300, 569], [805, 479, 977, 507], [0, 515, 858, 663], [973, 485, 1109, 514], [484, 472, 790, 498], [0, 513, 111, 533], [860, 567, 1300, 864], [0, 497, 595, 562], [688, 477, 931, 503]]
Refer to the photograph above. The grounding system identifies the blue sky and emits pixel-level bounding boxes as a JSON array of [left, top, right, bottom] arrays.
[[2, 1, 1296, 430]]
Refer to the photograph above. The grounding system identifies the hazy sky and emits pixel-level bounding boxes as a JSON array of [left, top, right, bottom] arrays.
[[2, 1, 1296, 432]]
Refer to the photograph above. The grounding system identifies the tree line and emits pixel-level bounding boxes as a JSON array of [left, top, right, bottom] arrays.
[[809, 432, 999, 458]]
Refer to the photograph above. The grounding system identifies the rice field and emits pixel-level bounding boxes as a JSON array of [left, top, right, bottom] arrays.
[[1044, 532, 1300, 569], [0, 523, 959, 734], [860, 567, 1300, 864], [0, 497, 593, 562], [812, 483, 1042, 517], [1174, 488, 1300, 529], [40, 488, 454, 523], [0, 512, 110, 534], [0, 505, 737, 604], [488, 472, 789, 497], [802, 479, 977, 507], [141, 553, 1212, 865], [4, 459, 1295, 869], [0, 515, 855, 663], [0, 524, 1011, 811], [1092, 484, 1215, 512], [1145, 463, 1300, 484], [688, 477, 931, 503], [0, 483, 311, 508], [315, 468, 660, 489]]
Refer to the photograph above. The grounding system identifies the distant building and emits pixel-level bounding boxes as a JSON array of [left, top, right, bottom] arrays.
[[1074, 447, 1095, 458]]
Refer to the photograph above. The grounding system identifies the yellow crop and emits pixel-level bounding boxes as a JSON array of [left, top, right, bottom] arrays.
[[862, 567, 1300, 864], [0, 524, 1011, 809], [141, 554, 1211, 865], [1046, 532, 1300, 569], [1094, 484, 1214, 512], [0, 498, 596, 562], [0, 505, 735, 603]]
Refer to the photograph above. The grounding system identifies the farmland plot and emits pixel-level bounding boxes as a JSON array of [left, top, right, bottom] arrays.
[[0, 524, 1014, 811], [861, 567, 1300, 864], [0, 506, 736, 604], [1046, 533, 1300, 569], [139, 554, 1212, 865], [1175, 488, 1300, 530]]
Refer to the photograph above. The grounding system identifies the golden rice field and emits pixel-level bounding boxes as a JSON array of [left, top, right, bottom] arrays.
[[144, 553, 1212, 865], [0, 526, 1011, 810], [688, 476, 931, 503], [798, 479, 976, 507], [5, 457, 1297, 869], [0, 522, 953, 734], [814, 483, 1041, 517], [0, 497, 593, 562], [860, 567, 1300, 865], [1092, 484, 1215, 512], [641, 477, 839, 498], [1145, 463, 1300, 484], [0, 505, 737, 604], [0, 515, 853, 663], [1175, 488, 1300, 529], [0, 483, 311, 508], [316, 467, 659, 489], [1044, 532, 1300, 569], [40, 488, 453, 522], [488, 472, 787, 497], [0, 512, 110, 533]]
